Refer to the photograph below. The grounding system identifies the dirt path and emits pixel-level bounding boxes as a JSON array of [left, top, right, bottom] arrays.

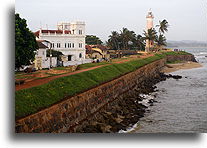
[[16, 54, 154, 91], [15, 65, 107, 91]]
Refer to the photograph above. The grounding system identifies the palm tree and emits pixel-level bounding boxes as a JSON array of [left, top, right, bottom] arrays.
[[108, 31, 120, 50], [120, 28, 136, 50], [155, 19, 169, 51], [155, 34, 167, 51], [143, 28, 157, 52], [132, 34, 145, 51], [156, 19, 169, 35]]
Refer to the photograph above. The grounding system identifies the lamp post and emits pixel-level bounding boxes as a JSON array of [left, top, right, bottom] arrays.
[[50, 43, 52, 69]]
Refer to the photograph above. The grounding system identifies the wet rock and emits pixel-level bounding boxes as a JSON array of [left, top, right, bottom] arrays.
[[165, 74, 182, 79], [100, 124, 112, 133], [76, 72, 177, 133]]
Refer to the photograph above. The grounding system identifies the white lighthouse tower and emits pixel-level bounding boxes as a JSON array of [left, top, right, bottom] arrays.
[[145, 9, 154, 52]]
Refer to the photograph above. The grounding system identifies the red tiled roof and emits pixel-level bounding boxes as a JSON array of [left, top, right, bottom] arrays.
[[85, 45, 92, 50], [96, 45, 108, 51], [34, 31, 40, 38]]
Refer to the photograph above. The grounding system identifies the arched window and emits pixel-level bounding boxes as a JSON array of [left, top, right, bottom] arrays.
[[79, 53, 82, 58]]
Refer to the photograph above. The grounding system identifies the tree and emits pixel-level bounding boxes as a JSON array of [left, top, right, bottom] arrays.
[[133, 35, 145, 51], [46, 49, 63, 61], [155, 34, 167, 51], [120, 28, 136, 50], [86, 35, 103, 45], [155, 19, 169, 51], [156, 19, 169, 35], [15, 13, 38, 70], [108, 31, 120, 50], [107, 28, 145, 51], [143, 28, 157, 52]]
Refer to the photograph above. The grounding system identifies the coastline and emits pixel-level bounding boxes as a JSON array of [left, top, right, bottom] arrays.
[[161, 61, 202, 73], [15, 53, 199, 133]]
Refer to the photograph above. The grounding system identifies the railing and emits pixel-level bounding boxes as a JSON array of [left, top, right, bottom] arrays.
[[40, 33, 85, 36]]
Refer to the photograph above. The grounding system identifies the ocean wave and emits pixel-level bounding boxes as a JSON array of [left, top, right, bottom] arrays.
[[199, 52, 207, 55], [138, 94, 155, 107], [118, 122, 140, 133]]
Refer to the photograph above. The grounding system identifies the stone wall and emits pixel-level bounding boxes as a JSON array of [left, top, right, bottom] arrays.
[[15, 58, 166, 133], [16, 54, 197, 133], [166, 54, 197, 62]]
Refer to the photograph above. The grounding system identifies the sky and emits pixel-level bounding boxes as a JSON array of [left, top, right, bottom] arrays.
[[15, 0, 207, 42]]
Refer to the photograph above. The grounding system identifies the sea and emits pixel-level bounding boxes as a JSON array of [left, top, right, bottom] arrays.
[[128, 47, 207, 133]]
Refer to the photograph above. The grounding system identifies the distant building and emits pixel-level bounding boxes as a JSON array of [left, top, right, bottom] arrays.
[[145, 9, 154, 52], [85, 45, 110, 60], [34, 21, 91, 66]]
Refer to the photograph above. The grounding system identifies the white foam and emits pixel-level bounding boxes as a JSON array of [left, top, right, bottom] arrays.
[[138, 94, 154, 107], [200, 52, 207, 54], [118, 122, 139, 133]]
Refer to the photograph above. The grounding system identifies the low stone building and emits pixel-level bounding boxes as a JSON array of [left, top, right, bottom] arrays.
[[85, 45, 110, 60], [34, 40, 57, 70]]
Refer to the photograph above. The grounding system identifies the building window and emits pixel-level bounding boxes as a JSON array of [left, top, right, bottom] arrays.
[[79, 30, 82, 35], [43, 51, 45, 55], [68, 43, 70, 48], [68, 55, 72, 61], [72, 43, 74, 48], [70, 43, 71, 48], [51, 43, 54, 48], [79, 43, 82, 48], [57, 43, 61, 48], [79, 53, 82, 58], [65, 43, 67, 48]]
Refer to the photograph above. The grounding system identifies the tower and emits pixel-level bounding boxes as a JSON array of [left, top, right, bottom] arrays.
[[70, 21, 85, 35], [145, 9, 154, 52]]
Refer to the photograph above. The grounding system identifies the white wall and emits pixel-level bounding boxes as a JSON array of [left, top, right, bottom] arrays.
[[35, 48, 57, 69], [38, 21, 86, 62]]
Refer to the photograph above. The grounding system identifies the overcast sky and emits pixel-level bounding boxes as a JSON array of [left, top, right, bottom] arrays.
[[15, 0, 207, 42]]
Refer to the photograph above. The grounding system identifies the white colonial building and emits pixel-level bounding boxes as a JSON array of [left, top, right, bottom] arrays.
[[35, 21, 91, 66]]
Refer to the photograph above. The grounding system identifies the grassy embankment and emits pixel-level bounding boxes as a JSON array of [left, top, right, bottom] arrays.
[[161, 51, 192, 56], [15, 51, 190, 118], [161, 51, 192, 64]]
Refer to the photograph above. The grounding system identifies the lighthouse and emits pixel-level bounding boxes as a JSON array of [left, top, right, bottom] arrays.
[[145, 9, 154, 52]]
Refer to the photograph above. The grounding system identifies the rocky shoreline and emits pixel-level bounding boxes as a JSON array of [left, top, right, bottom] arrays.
[[75, 73, 182, 133]]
